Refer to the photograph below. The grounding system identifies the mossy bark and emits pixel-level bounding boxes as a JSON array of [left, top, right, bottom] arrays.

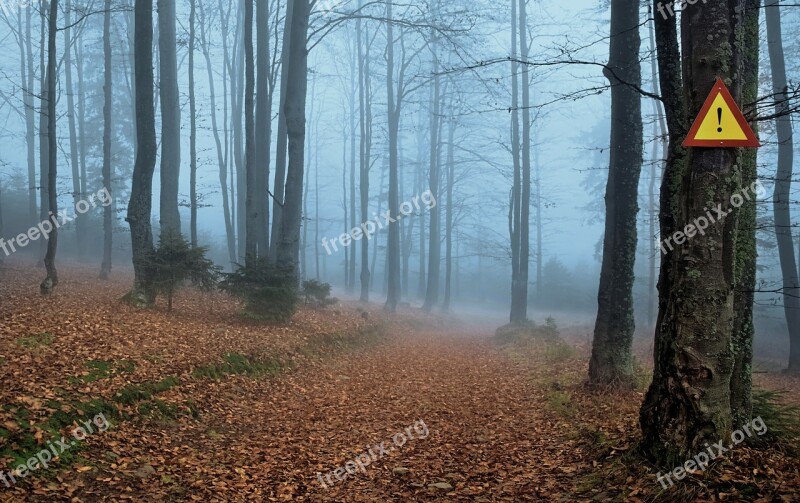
[[731, 0, 760, 430], [641, 1, 746, 460]]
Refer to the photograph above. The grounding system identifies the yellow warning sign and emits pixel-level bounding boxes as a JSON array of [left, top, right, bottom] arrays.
[[683, 78, 760, 148], [692, 94, 748, 141]]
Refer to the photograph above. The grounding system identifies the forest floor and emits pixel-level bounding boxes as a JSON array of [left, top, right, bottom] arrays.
[[0, 262, 798, 502]]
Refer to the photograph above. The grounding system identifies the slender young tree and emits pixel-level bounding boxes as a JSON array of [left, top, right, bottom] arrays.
[[41, 0, 59, 294], [100, 0, 114, 280], [189, 0, 198, 246], [244, 0, 257, 264], [588, 0, 643, 387], [64, 0, 86, 259], [422, 22, 441, 312]]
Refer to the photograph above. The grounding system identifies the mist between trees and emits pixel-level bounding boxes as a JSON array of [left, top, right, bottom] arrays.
[[0, 0, 798, 499]]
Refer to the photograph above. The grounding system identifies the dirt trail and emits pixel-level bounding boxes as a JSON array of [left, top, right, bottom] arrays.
[[29, 328, 577, 502]]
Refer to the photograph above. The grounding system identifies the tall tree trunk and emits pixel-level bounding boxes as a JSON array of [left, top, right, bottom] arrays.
[[731, 0, 761, 428], [358, 8, 371, 302], [22, 8, 37, 225], [384, 0, 401, 312], [158, 0, 181, 237], [231, 1, 245, 260], [422, 29, 441, 312], [127, 0, 158, 306], [442, 117, 455, 311], [100, 0, 114, 280], [189, 0, 198, 246], [38, 4, 49, 264], [647, 16, 667, 328], [348, 44, 357, 293], [255, 0, 272, 256], [588, 0, 643, 387], [270, 0, 294, 261], [511, 0, 532, 323], [244, 0, 257, 264], [766, 0, 800, 373], [641, 0, 746, 460], [508, 0, 522, 322], [41, 0, 59, 294], [276, 0, 310, 275]]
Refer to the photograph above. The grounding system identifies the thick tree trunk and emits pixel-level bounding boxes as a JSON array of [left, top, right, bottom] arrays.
[[158, 0, 181, 237], [127, 0, 158, 306], [41, 0, 59, 294], [276, 0, 310, 275], [100, 0, 114, 280], [641, 1, 745, 460], [588, 0, 642, 387], [766, 0, 800, 373]]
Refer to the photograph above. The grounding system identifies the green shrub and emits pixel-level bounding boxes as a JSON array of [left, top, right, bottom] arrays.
[[301, 279, 338, 308], [219, 258, 299, 323], [147, 231, 221, 311]]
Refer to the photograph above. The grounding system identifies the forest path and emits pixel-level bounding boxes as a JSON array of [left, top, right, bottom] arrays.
[[67, 327, 582, 501]]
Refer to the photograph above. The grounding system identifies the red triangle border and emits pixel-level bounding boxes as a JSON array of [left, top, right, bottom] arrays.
[[682, 78, 761, 148]]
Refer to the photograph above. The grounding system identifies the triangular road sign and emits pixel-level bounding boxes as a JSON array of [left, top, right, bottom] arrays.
[[683, 78, 760, 148]]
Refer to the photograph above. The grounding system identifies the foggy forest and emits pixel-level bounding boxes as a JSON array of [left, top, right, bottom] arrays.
[[0, 0, 798, 500]]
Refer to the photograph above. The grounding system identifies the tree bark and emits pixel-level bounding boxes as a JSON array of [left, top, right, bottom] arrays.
[[255, 0, 272, 257], [384, 0, 401, 312], [158, 0, 181, 237], [189, 0, 198, 246], [22, 8, 37, 226], [422, 28, 441, 312], [270, 0, 294, 261], [730, 0, 761, 428], [127, 0, 158, 306], [41, 0, 59, 294], [276, 0, 310, 275], [641, 0, 745, 460], [588, 0, 642, 387], [100, 0, 114, 280], [244, 0, 257, 264]]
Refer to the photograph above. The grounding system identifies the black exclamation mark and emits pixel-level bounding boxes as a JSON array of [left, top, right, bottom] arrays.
[[717, 107, 723, 133]]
